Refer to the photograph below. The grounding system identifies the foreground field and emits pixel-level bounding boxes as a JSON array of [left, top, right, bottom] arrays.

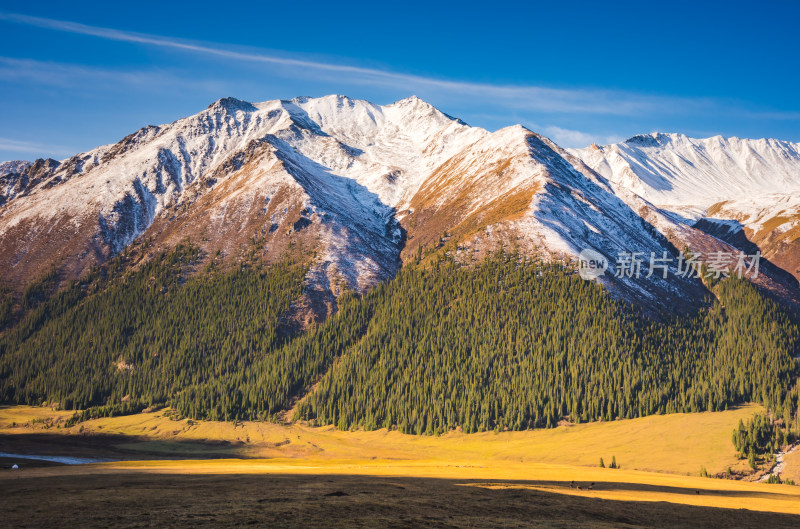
[[3, 403, 799, 527], [2, 468, 800, 528], [0, 404, 763, 476]]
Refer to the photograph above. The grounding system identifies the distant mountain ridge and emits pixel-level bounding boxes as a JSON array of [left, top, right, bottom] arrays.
[[1, 95, 799, 318], [572, 133, 800, 296], [571, 133, 800, 213]]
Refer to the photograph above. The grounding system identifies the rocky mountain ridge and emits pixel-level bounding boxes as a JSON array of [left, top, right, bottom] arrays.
[[2, 95, 798, 318]]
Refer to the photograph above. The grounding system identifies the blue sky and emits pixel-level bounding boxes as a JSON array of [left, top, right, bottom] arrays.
[[1, 1, 798, 160]]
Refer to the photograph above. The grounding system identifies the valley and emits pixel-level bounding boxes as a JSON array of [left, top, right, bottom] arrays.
[[2, 1, 800, 525], [3, 404, 800, 527], [2, 95, 800, 526], [0, 404, 767, 475]]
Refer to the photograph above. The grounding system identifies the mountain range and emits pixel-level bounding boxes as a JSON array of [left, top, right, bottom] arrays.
[[2, 95, 799, 319]]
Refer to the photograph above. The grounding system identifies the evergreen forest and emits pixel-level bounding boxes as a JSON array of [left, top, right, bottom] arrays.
[[1, 245, 798, 436]]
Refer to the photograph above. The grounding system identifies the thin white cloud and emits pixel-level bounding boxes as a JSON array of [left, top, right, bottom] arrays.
[[0, 56, 227, 93], [0, 11, 710, 117], [741, 110, 800, 121], [542, 126, 623, 148], [0, 137, 73, 156]]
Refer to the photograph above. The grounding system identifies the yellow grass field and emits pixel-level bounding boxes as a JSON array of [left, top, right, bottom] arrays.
[[3, 403, 800, 518], [783, 446, 800, 484], [6, 457, 800, 516], [0, 403, 761, 475]]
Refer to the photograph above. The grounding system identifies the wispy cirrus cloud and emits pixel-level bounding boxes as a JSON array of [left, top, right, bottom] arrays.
[[740, 110, 800, 121], [0, 11, 710, 117], [0, 137, 73, 156], [542, 126, 623, 149], [1, 11, 797, 154], [0, 56, 228, 93]]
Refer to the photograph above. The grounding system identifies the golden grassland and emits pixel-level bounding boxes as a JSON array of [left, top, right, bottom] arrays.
[[3, 403, 800, 520], [0, 404, 761, 475], [3, 472, 798, 529], [6, 457, 800, 517], [783, 447, 800, 484]]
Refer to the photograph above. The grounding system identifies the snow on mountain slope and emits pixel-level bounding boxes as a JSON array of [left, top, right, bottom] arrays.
[[0, 160, 32, 175], [283, 95, 486, 207], [403, 125, 708, 309], [2, 96, 798, 314], [1, 158, 52, 206], [705, 192, 800, 284], [571, 133, 800, 214], [0, 95, 484, 309], [572, 133, 800, 287]]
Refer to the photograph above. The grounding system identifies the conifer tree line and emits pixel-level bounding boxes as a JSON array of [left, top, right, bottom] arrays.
[[0, 245, 798, 435], [0, 243, 307, 415], [295, 253, 800, 434], [732, 412, 788, 463]]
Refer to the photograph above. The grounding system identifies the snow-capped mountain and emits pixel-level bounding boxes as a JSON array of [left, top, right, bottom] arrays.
[[0, 95, 488, 319], [1, 159, 48, 206], [1, 96, 798, 317], [570, 133, 800, 213], [571, 134, 800, 290]]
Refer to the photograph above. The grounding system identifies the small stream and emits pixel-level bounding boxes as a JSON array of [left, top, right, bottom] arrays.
[[757, 443, 799, 482], [0, 452, 112, 465]]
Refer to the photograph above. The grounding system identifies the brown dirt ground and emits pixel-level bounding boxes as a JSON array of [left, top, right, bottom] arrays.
[[2, 471, 799, 529]]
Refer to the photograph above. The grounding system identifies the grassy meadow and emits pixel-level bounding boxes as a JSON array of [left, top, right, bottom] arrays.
[[0, 404, 765, 475], [2, 403, 800, 526]]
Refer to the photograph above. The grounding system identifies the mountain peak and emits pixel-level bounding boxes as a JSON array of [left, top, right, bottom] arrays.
[[490, 124, 535, 143], [290, 94, 362, 109], [3, 94, 800, 315], [385, 96, 467, 124], [390, 95, 426, 107], [207, 96, 258, 113], [577, 130, 800, 210], [0, 160, 33, 175], [623, 132, 690, 147]]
